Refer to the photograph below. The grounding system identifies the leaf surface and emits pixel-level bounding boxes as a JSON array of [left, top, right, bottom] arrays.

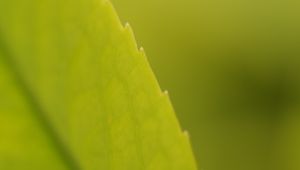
[[0, 0, 197, 169]]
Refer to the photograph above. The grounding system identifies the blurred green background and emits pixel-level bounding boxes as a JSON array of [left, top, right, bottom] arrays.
[[111, 0, 300, 170]]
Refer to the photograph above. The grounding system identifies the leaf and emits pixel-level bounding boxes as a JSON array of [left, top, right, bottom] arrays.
[[0, 0, 197, 169]]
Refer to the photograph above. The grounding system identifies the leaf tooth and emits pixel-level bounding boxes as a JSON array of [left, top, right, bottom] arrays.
[[139, 46, 144, 53], [138, 46, 149, 59], [182, 130, 198, 168], [122, 22, 136, 41], [160, 90, 191, 140], [102, 0, 124, 30], [122, 22, 143, 56], [159, 90, 169, 102], [160, 90, 197, 165], [122, 22, 134, 36], [183, 130, 190, 139], [123, 22, 131, 30], [163, 90, 169, 95], [161, 90, 169, 97]]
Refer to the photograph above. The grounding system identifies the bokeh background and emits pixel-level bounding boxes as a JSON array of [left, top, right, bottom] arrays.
[[111, 0, 300, 170]]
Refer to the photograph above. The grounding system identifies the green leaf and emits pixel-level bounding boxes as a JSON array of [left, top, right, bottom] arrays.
[[0, 0, 197, 169]]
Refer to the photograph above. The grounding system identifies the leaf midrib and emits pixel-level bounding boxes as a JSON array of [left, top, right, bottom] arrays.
[[0, 33, 80, 170]]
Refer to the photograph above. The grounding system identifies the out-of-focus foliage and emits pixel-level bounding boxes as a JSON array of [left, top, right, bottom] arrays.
[[111, 0, 300, 170], [0, 0, 197, 169]]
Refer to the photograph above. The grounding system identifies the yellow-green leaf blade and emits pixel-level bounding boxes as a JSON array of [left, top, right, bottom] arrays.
[[0, 0, 197, 169]]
